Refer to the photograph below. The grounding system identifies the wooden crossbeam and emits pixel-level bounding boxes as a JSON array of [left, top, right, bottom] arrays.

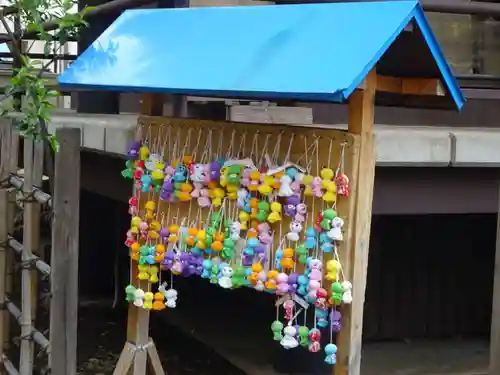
[[358, 75, 445, 96]]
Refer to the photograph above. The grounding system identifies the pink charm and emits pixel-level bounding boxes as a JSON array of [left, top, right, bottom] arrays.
[[309, 269, 322, 281], [283, 299, 295, 321], [308, 340, 321, 353], [336, 173, 350, 197], [312, 176, 323, 197], [276, 273, 289, 295], [290, 180, 301, 194], [165, 166, 175, 176], [315, 297, 328, 310], [309, 258, 322, 271], [198, 189, 211, 207], [191, 182, 203, 198], [295, 203, 307, 222]]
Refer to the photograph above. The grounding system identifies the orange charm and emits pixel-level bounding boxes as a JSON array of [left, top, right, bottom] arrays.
[[211, 241, 223, 252]]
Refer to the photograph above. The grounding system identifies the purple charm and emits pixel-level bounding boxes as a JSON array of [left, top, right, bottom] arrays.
[[162, 251, 175, 269], [160, 179, 174, 201], [330, 310, 342, 333], [127, 148, 138, 159], [287, 195, 301, 206], [159, 227, 169, 239], [258, 253, 268, 264], [210, 161, 221, 180], [241, 255, 253, 267], [284, 204, 296, 217], [254, 245, 266, 254], [127, 141, 140, 159]]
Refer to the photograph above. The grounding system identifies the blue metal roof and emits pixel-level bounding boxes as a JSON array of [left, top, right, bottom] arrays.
[[58, 1, 465, 110]]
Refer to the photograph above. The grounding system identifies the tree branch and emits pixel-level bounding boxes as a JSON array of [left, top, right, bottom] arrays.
[[0, 9, 23, 63]]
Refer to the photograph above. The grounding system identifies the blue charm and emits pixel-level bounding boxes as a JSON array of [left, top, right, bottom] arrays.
[[141, 174, 152, 193], [324, 344, 337, 365], [201, 259, 212, 278], [274, 248, 283, 269], [172, 164, 187, 182]]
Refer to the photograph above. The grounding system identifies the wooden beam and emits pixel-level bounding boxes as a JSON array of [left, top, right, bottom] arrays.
[[117, 93, 166, 375], [375, 75, 445, 96], [335, 69, 376, 375], [49, 128, 81, 375], [490, 178, 500, 375]]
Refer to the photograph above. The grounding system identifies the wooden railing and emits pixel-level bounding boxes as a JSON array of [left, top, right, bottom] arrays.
[[0, 122, 81, 375]]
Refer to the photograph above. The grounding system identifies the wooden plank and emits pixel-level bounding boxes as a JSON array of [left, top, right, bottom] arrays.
[[123, 93, 165, 375], [335, 69, 376, 375], [375, 75, 445, 96], [49, 128, 81, 375], [112, 343, 135, 375], [19, 139, 34, 375], [229, 105, 313, 125], [132, 309, 149, 375], [490, 178, 500, 375], [147, 340, 165, 375]]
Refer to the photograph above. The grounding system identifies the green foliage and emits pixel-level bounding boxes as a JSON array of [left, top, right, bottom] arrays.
[[1, 0, 92, 151]]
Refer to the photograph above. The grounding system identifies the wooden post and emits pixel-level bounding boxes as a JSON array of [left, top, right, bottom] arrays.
[[49, 128, 81, 375], [490, 178, 500, 375], [335, 69, 376, 375], [114, 93, 165, 375]]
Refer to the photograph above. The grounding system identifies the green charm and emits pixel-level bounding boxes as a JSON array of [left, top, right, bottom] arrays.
[[298, 326, 310, 347], [125, 284, 136, 302], [209, 264, 219, 284], [232, 266, 246, 288], [271, 320, 284, 341], [323, 208, 337, 220]]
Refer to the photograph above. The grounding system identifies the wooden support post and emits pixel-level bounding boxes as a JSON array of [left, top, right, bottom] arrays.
[[490, 178, 500, 375], [114, 93, 165, 375], [49, 128, 81, 375], [335, 69, 377, 375]]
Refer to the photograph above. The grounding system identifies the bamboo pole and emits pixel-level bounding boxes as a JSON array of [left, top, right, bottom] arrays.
[[1, 355, 18, 375], [7, 237, 50, 276], [0, 189, 8, 375], [19, 139, 34, 375], [8, 176, 51, 207], [4, 299, 49, 353]]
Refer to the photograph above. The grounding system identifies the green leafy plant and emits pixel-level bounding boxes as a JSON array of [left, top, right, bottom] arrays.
[[0, 0, 92, 151]]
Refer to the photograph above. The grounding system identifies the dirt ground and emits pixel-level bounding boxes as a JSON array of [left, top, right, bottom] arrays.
[[76, 305, 245, 375], [74, 305, 489, 375]]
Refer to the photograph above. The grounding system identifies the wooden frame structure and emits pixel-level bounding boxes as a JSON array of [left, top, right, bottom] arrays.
[[113, 69, 460, 375], [0, 124, 81, 375], [55, 2, 465, 375]]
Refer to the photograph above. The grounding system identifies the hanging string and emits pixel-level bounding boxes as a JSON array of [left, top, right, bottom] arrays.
[[249, 131, 259, 161], [258, 134, 271, 168], [284, 133, 295, 164], [238, 132, 247, 158], [192, 127, 203, 161], [226, 130, 236, 159]]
